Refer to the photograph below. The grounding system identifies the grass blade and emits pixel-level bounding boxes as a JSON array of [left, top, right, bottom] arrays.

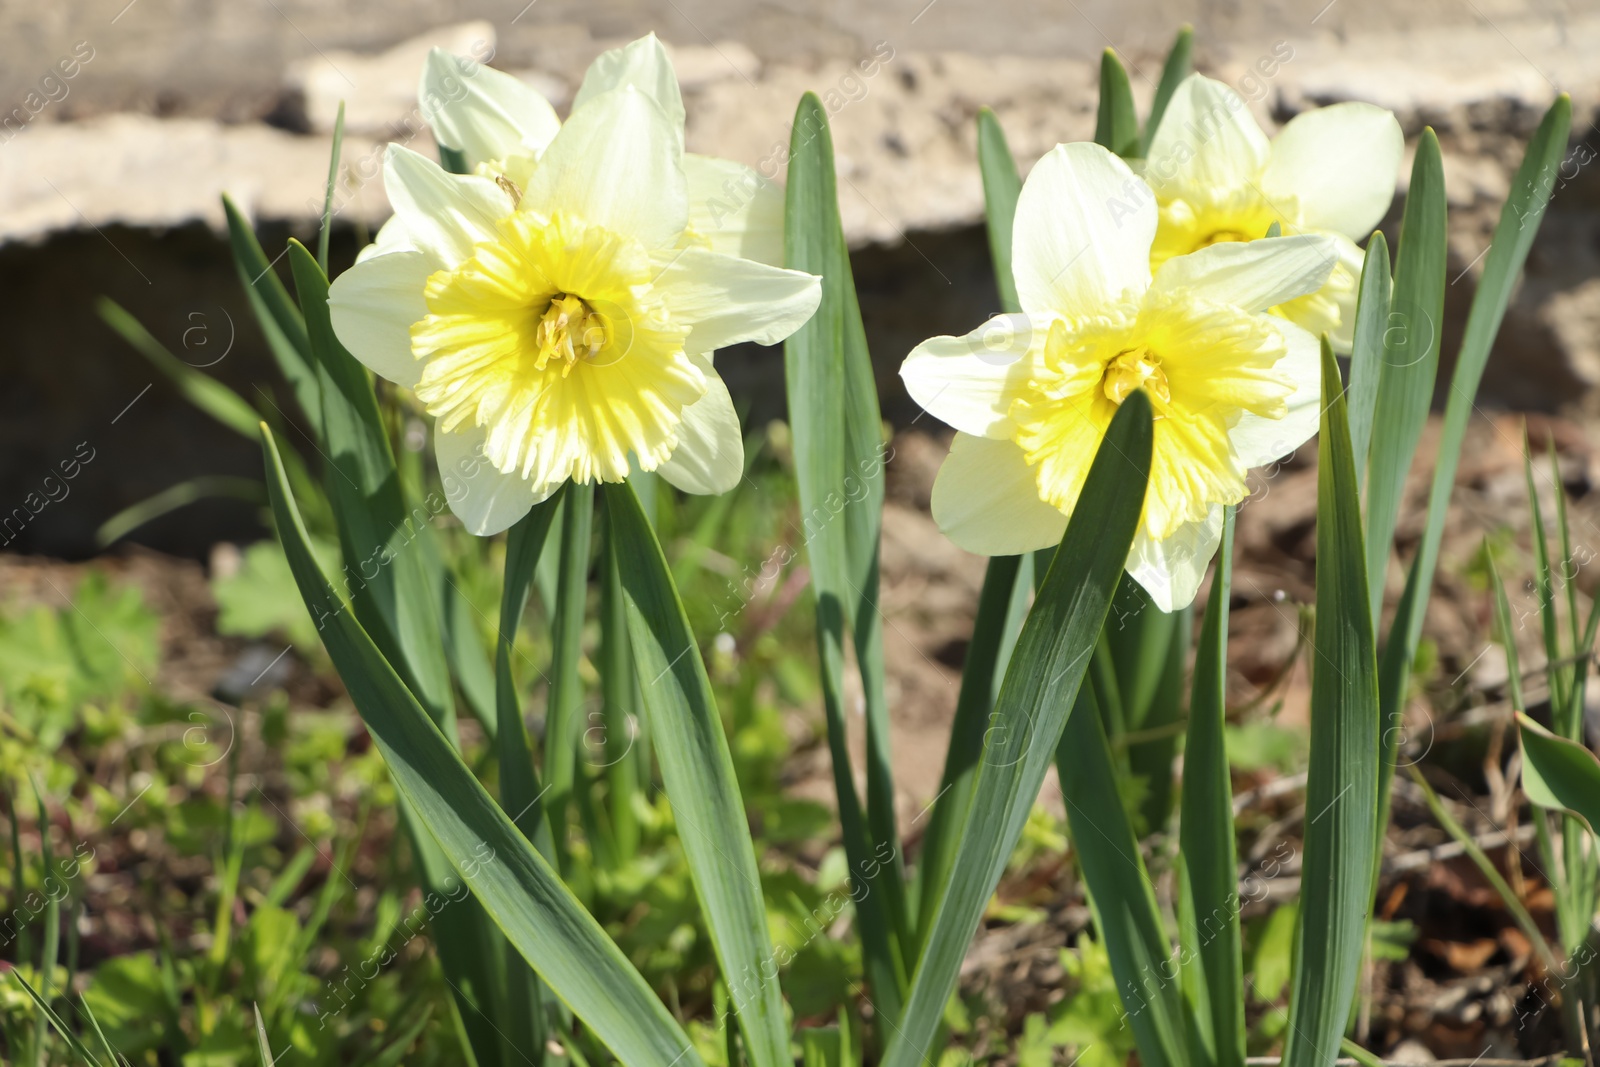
[[785, 90, 909, 1019], [97, 297, 261, 438], [976, 108, 1023, 315], [222, 195, 321, 435], [1141, 26, 1194, 155], [96, 476, 265, 547], [1059, 679, 1194, 1067], [1344, 233, 1390, 494], [260, 425, 705, 1067], [605, 481, 790, 1067], [1363, 129, 1446, 624], [1178, 507, 1243, 1067], [1283, 339, 1380, 1067], [1094, 49, 1139, 159], [318, 101, 345, 273], [883, 392, 1153, 1067]]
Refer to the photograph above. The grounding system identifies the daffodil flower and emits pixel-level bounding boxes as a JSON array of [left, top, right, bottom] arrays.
[[329, 74, 821, 535], [902, 142, 1337, 610], [1141, 74, 1402, 350], [414, 34, 786, 267]]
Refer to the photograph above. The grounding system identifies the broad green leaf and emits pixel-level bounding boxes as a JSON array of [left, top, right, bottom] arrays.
[[1344, 232, 1390, 493], [1059, 681, 1193, 1067], [260, 426, 704, 1067], [1363, 129, 1446, 623], [1105, 577, 1189, 831], [1094, 49, 1139, 159], [96, 297, 260, 438], [915, 552, 1032, 948], [1178, 507, 1243, 1067], [221, 195, 320, 435], [785, 90, 909, 1017], [1283, 339, 1379, 1067], [605, 481, 789, 1067], [286, 241, 455, 730], [883, 392, 1152, 1067], [1141, 26, 1193, 154], [976, 108, 1023, 314], [1519, 712, 1600, 834], [423, 525, 502, 741], [598, 516, 642, 861]]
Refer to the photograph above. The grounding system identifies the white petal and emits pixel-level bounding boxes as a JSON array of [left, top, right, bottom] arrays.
[[651, 246, 820, 351], [522, 86, 686, 250], [656, 359, 743, 495], [572, 34, 686, 147], [1229, 319, 1321, 469], [419, 48, 561, 168], [356, 214, 415, 263], [1262, 103, 1403, 240], [1143, 75, 1270, 200], [383, 144, 511, 267], [1150, 234, 1338, 312], [1012, 143, 1154, 319], [899, 315, 1034, 438], [685, 154, 785, 267], [931, 434, 1066, 556], [328, 251, 433, 388], [435, 423, 549, 536], [1126, 507, 1225, 613]]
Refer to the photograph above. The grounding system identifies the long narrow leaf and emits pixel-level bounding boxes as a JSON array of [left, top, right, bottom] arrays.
[[605, 482, 790, 1067], [1345, 233, 1391, 493], [1178, 507, 1243, 1067], [786, 90, 909, 1018], [976, 108, 1023, 315], [1283, 339, 1379, 1067], [222, 195, 321, 435], [883, 392, 1153, 1067], [97, 297, 261, 438], [1094, 49, 1139, 159], [1059, 681, 1193, 1067], [543, 480, 593, 862], [1363, 130, 1446, 623], [261, 425, 704, 1067], [1141, 26, 1194, 154]]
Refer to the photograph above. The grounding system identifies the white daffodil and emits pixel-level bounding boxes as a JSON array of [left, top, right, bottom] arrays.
[[413, 34, 785, 267], [329, 82, 821, 536], [902, 143, 1337, 610], [1141, 74, 1402, 350]]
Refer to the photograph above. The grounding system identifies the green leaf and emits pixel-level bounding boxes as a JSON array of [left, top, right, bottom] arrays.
[[1344, 232, 1391, 493], [1519, 712, 1600, 834], [1363, 129, 1446, 624], [221, 195, 320, 435], [1094, 50, 1139, 159], [785, 90, 909, 1019], [96, 476, 264, 547], [916, 553, 1032, 946], [286, 240, 455, 730], [1105, 578, 1190, 830], [1178, 507, 1243, 1067], [1141, 26, 1193, 155], [605, 481, 788, 1067], [1059, 681, 1193, 1067], [542, 480, 593, 861], [318, 101, 345, 273], [260, 425, 704, 1067], [1283, 339, 1379, 1067], [883, 392, 1153, 1067], [976, 108, 1023, 315], [96, 297, 261, 438]]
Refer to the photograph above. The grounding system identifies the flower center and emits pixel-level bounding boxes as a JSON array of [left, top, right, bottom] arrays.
[[533, 293, 609, 376], [1102, 346, 1170, 404]]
